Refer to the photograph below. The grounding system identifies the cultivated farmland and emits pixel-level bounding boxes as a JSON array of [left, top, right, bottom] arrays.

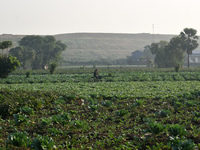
[[1, 68, 200, 149]]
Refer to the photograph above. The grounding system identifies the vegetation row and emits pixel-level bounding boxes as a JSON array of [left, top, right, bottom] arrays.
[[1, 79, 200, 149]]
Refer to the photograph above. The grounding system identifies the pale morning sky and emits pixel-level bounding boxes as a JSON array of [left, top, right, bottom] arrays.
[[0, 0, 200, 35]]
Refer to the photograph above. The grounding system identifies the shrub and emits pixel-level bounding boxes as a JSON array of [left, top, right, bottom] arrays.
[[49, 62, 57, 74], [0, 55, 20, 78], [25, 71, 31, 78]]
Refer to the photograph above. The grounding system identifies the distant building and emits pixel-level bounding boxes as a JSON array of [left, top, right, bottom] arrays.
[[131, 50, 145, 61], [189, 50, 200, 63], [184, 50, 200, 67], [127, 50, 148, 65]]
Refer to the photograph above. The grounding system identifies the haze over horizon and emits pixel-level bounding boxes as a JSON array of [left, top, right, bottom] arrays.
[[1, 0, 200, 35]]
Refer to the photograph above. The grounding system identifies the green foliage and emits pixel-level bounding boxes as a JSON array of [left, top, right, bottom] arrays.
[[20, 106, 34, 115], [168, 137, 196, 150], [116, 109, 129, 117], [47, 127, 63, 136], [175, 63, 181, 72], [192, 111, 200, 118], [0, 89, 60, 118], [70, 120, 88, 130], [13, 113, 28, 126], [150, 28, 199, 68], [131, 99, 144, 107], [52, 113, 71, 125], [25, 71, 31, 78], [0, 55, 20, 78], [101, 100, 112, 107], [49, 62, 57, 74], [11, 35, 67, 70], [168, 124, 187, 138], [180, 28, 199, 68], [89, 104, 99, 112], [1, 69, 200, 149], [6, 131, 30, 148], [39, 117, 52, 127], [157, 109, 171, 117], [146, 121, 166, 135], [0, 41, 12, 56], [30, 135, 56, 150]]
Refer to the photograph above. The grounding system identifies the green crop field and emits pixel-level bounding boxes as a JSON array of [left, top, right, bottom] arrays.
[[1, 68, 200, 149]]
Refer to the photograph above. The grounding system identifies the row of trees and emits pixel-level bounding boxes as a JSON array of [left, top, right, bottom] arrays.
[[10, 35, 67, 70], [149, 28, 199, 68]]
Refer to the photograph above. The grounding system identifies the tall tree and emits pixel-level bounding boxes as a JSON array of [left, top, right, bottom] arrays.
[[11, 35, 67, 70], [165, 36, 186, 67], [150, 41, 169, 68], [0, 41, 12, 56], [10, 46, 35, 69], [180, 28, 199, 68], [150, 37, 186, 68]]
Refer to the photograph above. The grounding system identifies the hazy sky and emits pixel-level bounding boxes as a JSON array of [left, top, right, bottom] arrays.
[[1, 0, 200, 35]]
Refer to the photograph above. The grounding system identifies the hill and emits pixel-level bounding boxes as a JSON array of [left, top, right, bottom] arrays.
[[54, 33, 176, 62], [1, 33, 200, 62]]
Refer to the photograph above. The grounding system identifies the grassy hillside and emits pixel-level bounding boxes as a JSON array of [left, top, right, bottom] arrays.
[[1, 33, 200, 62], [54, 33, 176, 62]]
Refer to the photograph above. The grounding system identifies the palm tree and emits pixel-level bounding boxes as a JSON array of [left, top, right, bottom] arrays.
[[180, 28, 199, 68]]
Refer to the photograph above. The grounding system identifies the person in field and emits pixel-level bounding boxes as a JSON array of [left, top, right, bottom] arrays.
[[94, 69, 101, 79]]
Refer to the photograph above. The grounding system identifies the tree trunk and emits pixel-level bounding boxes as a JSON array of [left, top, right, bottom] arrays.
[[187, 53, 190, 68]]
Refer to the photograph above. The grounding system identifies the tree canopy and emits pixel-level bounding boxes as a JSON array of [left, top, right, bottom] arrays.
[[180, 28, 199, 68], [0, 55, 20, 78], [10, 35, 67, 70], [150, 28, 199, 68], [0, 41, 13, 56]]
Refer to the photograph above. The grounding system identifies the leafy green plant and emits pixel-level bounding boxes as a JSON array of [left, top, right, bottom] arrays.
[[131, 99, 144, 107], [20, 106, 34, 115], [30, 135, 56, 150], [185, 100, 195, 107], [54, 105, 63, 114], [168, 124, 187, 138], [146, 121, 166, 135], [192, 111, 200, 118], [70, 120, 88, 130], [39, 117, 52, 127], [157, 109, 171, 117], [168, 137, 196, 150], [89, 104, 99, 112], [52, 113, 71, 125], [6, 131, 30, 148], [47, 127, 63, 136], [101, 100, 112, 107], [116, 109, 129, 117], [13, 113, 28, 126]]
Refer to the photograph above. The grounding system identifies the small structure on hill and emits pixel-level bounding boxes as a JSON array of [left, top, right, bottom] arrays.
[[127, 50, 148, 65], [185, 50, 200, 67]]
